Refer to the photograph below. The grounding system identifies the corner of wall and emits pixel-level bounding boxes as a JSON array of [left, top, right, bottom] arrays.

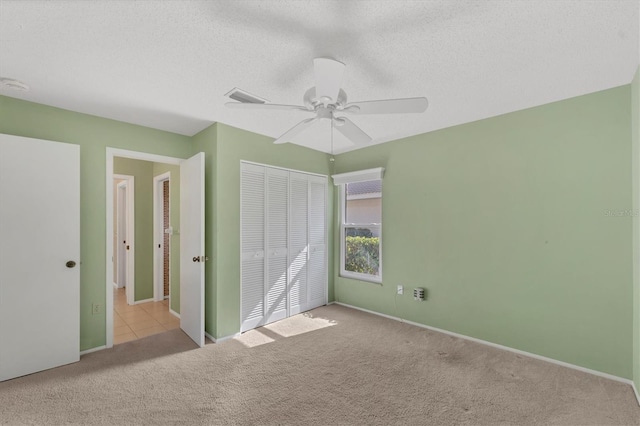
[[632, 65, 640, 393]]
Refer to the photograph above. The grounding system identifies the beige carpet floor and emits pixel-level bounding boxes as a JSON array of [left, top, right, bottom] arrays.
[[1, 304, 639, 425]]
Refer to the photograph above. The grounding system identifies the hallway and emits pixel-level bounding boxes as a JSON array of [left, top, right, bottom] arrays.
[[113, 288, 180, 344]]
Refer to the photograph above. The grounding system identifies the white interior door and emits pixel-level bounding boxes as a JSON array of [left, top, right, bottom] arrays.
[[180, 152, 205, 347], [289, 172, 309, 316], [308, 176, 327, 310], [116, 182, 127, 289], [265, 167, 289, 324], [0, 134, 80, 381], [241, 163, 266, 332]]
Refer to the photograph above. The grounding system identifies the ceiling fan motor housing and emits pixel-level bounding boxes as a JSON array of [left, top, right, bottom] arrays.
[[304, 87, 347, 110]]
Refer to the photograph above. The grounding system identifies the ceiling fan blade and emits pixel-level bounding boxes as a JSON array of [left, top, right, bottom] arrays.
[[225, 102, 311, 112], [314, 58, 345, 103], [334, 117, 372, 145], [343, 97, 428, 114], [273, 118, 318, 144]]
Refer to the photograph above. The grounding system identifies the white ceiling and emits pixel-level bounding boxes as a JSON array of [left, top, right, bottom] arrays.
[[0, 1, 638, 154]]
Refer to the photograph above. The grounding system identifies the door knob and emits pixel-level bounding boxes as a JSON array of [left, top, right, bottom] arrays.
[[193, 256, 200, 262], [66, 261, 76, 268]]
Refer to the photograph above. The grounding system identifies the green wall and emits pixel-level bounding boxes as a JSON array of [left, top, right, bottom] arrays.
[[333, 86, 633, 378], [153, 162, 181, 314], [0, 95, 192, 351], [191, 124, 218, 336], [114, 157, 154, 301], [192, 123, 334, 338], [633, 66, 640, 390]]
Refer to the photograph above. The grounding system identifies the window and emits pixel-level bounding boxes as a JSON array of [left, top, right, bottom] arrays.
[[333, 168, 384, 283]]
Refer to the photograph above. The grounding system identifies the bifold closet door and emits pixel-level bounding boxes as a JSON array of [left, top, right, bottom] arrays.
[[241, 163, 327, 333], [241, 163, 266, 332], [308, 175, 327, 310], [265, 167, 288, 324], [289, 172, 309, 315]]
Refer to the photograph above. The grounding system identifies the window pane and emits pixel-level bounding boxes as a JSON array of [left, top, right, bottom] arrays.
[[345, 180, 381, 224], [344, 226, 380, 276]]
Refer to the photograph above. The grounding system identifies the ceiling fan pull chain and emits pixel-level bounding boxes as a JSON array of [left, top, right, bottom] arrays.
[[330, 116, 336, 170]]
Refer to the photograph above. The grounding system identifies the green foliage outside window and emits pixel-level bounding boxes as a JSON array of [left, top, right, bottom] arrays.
[[345, 236, 379, 275]]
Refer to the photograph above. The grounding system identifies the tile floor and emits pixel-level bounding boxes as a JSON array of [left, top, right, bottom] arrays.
[[113, 287, 180, 345]]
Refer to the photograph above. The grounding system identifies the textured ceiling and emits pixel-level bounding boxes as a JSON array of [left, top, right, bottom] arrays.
[[0, 0, 638, 153]]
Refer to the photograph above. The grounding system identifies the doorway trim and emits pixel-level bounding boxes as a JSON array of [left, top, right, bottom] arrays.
[[114, 175, 135, 306], [106, 148, 182, 349], [153, 172, 171, 303]]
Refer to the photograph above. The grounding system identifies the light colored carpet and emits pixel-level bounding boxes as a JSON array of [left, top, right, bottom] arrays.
[[1, 304, 638, 425]]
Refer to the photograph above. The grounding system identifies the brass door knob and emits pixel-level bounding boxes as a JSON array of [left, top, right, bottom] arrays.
[[66, 261, 76, 268]]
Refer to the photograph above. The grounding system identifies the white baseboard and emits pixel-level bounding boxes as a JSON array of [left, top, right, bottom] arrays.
[[632, 382, 640, 407], [333, 302, 635, 389], [133, 298, 154, 305], [80, 345, 106, 356], [169, 308, 180, 319], [205, 331, 240, 343]]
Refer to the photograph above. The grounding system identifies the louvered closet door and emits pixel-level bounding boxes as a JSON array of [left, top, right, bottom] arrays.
[[308, 175, 327, 309], [289, 172, 308, 315], [241, 163, 266, 332], [265, 167, 289, 324]]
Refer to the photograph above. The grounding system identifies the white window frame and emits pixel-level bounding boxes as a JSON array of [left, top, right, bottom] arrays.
[[333, 168, 384, 284]]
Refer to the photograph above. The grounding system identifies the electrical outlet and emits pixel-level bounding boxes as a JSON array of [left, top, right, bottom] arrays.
[[92, 303, 100, 315], [397, 285, 404, 295]]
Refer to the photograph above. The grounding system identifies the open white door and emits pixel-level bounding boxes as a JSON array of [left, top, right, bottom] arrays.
[[0, 134, 80, 381], [116, 181, 127, 289], [180, 152, 205, 347]]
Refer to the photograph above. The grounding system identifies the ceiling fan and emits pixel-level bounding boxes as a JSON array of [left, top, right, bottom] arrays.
[[225, 58, 429, 148]]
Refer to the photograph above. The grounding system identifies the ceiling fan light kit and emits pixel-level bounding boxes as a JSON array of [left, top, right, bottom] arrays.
[[225, 57, 429, 150]]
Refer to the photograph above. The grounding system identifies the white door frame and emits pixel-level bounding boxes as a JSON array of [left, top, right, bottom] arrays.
[[106, 148, 182, 348], [114, 175, 135, 305], [153, 172, 171, 302]]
